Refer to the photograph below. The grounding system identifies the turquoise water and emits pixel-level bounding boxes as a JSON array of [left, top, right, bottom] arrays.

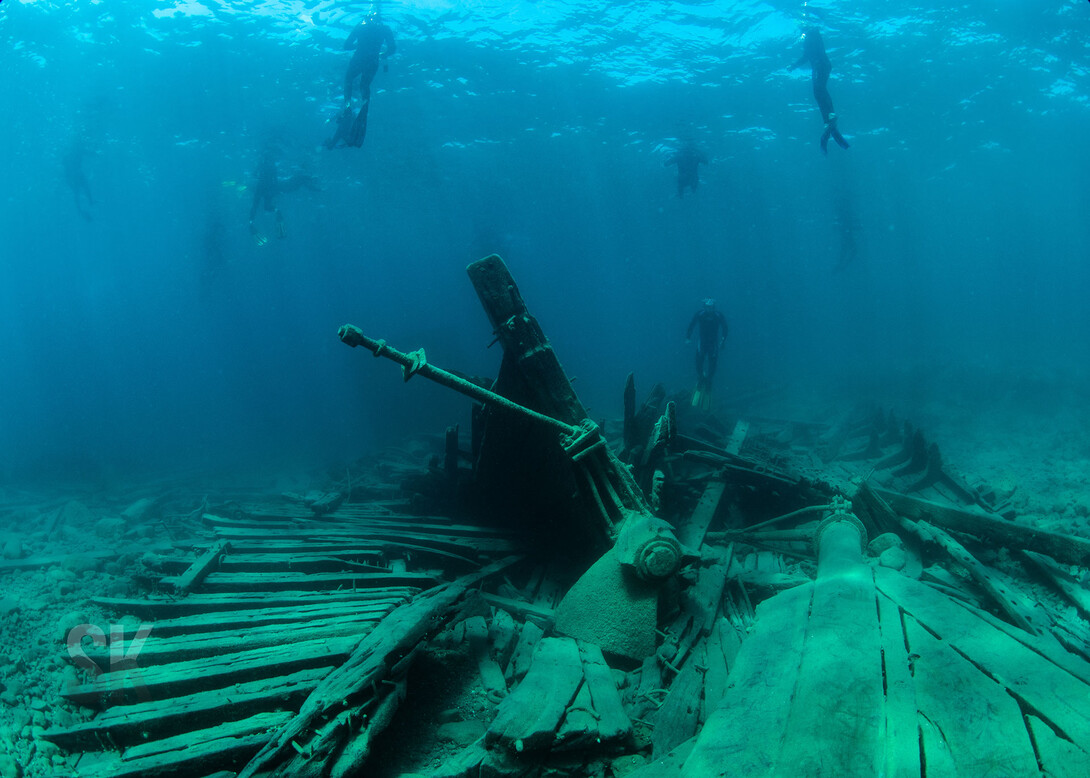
[[2, 0, 1088, 480]]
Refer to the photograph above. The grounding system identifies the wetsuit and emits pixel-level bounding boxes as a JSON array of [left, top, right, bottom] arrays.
[[63, 145, 94, 221], [249, 152, 319, 238], [687, 307, 728, 386], [334, 18, 396, 148], [665, 145, 708, 198], [793, 29, 849, 154]]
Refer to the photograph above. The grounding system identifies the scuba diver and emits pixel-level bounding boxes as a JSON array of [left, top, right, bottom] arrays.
[[62, 142, 95, 221], [791, 25, 850, 154], [248, 146, 320, 245], [325, 9, 396, 149], [686, 298, 728, 410], [664, 141, 708, 198]]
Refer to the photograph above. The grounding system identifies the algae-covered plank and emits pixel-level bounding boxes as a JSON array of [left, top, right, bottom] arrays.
[[578, 641, 631, 744], [774, 560, 883, 776], [44, 668, 328, 751], [1022, 550, 1090, 621], [653, 643, 705, 759], [64, 635, 361, 706], [677, 481, 726, 550], [92, 587, 419, 617], [487, 637, 584, 752], [876, 594, 921, 778], [877, 567, 1090, 745], [1027, 714, 1090, 778], [76, 711, 293, 778], [874, 487, 1090, 566], [682, 584, 813, 777], [904, 615, 1038, 776], [197, 570, 437, 593], [82, 614, 380, 666], [133, 600, 403, 637]]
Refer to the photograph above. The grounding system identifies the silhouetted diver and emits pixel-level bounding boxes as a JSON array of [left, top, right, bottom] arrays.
[[326, 10, 396, 149], [792, 26, 850, 154], [665, 142, 708, 198]]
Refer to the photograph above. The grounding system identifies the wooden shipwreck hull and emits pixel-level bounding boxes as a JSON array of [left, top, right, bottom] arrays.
[[44, 256, 1090, 777]]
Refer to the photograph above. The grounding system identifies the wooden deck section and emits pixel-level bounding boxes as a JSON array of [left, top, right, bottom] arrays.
[[46, 502, 520, 777]]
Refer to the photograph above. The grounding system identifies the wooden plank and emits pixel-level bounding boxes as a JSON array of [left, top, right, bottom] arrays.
[[1022, 550, 1090, 621], [725, 419, 750, 456], [167, 553, 391, 574], [64, 636, 361, 706], [125, 600, 403, 638], [195, 570, 437, 593], [578, 641, 631, 744], [1026, 714, 1090, 778], [208, 526, 515, 555], [876, 567, 1090, 746], [775, 557, 883, 776], [83, 615, 381, 666], [205, 512, 516, 538], [92, 588, 420, 617], [683, 584, 813, 775], [171, 540, 230, 593], [701, 619, 730, 724], [876, 594, 921, 778], [904, 615, 1039, 776], [652, 643, 705, 759], [677, 481, 726, 551], [223, 540, 479, 566], [44, 668, 329, 751], [910, 520, 1045, 635], [486, 637, 584, 752], [74, 711, 292, 778], [874, 487, 1090, 566]]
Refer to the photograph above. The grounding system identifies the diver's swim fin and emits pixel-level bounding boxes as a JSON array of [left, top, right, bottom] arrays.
[[324, 107, 353, 150], [691, 381, 713, 412], [348, 101, 370, 148]]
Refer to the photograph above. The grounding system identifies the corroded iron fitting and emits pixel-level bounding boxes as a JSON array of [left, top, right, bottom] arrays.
[[813, 497, 868, 556], [636, 536, 682, 580]]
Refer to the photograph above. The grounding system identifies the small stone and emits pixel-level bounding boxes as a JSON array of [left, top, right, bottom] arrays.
[[94, 518, 126, 539], [437, 720, 486, 747], [867, 532, 903, 557], [0, 753, 22, 778], [29, 697, 48, 712], [879, 546, 908, 571], [1, 539, 23, 561]]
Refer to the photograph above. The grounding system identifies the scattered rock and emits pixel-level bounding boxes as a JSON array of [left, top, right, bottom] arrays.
[[122, 498, 157, 524], [0, 597, 20, 618], [879, 546, 908, 571], [437, 719, 486, 747], [94, 518, 126, 539], [1, 538, 23, 561], [0, 753, 21, 778], [867, 533, 903, 557]]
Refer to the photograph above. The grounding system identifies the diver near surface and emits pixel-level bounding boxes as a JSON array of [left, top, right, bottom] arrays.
[[62, 142, 95, 221], [686, 298, 728, 410], [791, 25, 850, 154], [325, 9, 396, 149], [248, 146, 320, 245], [665, 141, 708, 198]]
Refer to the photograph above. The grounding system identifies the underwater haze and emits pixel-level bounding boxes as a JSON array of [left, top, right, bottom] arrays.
[[2, 0, 1090, 482]]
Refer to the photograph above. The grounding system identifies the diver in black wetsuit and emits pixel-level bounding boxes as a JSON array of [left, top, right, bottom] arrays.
[[326, 11, 396, 149], [665, 142, 708, 198], [62, 143, 95, 221], [248, 147, 320, 245], [792, 26, 849, 154], [686, 299, 728, 399]]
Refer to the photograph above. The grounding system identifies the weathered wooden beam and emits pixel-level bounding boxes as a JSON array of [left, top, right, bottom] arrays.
[[236, 555, 522, 778], [873, 486, 1090, 566], [44, 668, 328, 750], [466, 255, 588, 426], [91, 588, 419, 617], [166, 540, 230, 593]]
